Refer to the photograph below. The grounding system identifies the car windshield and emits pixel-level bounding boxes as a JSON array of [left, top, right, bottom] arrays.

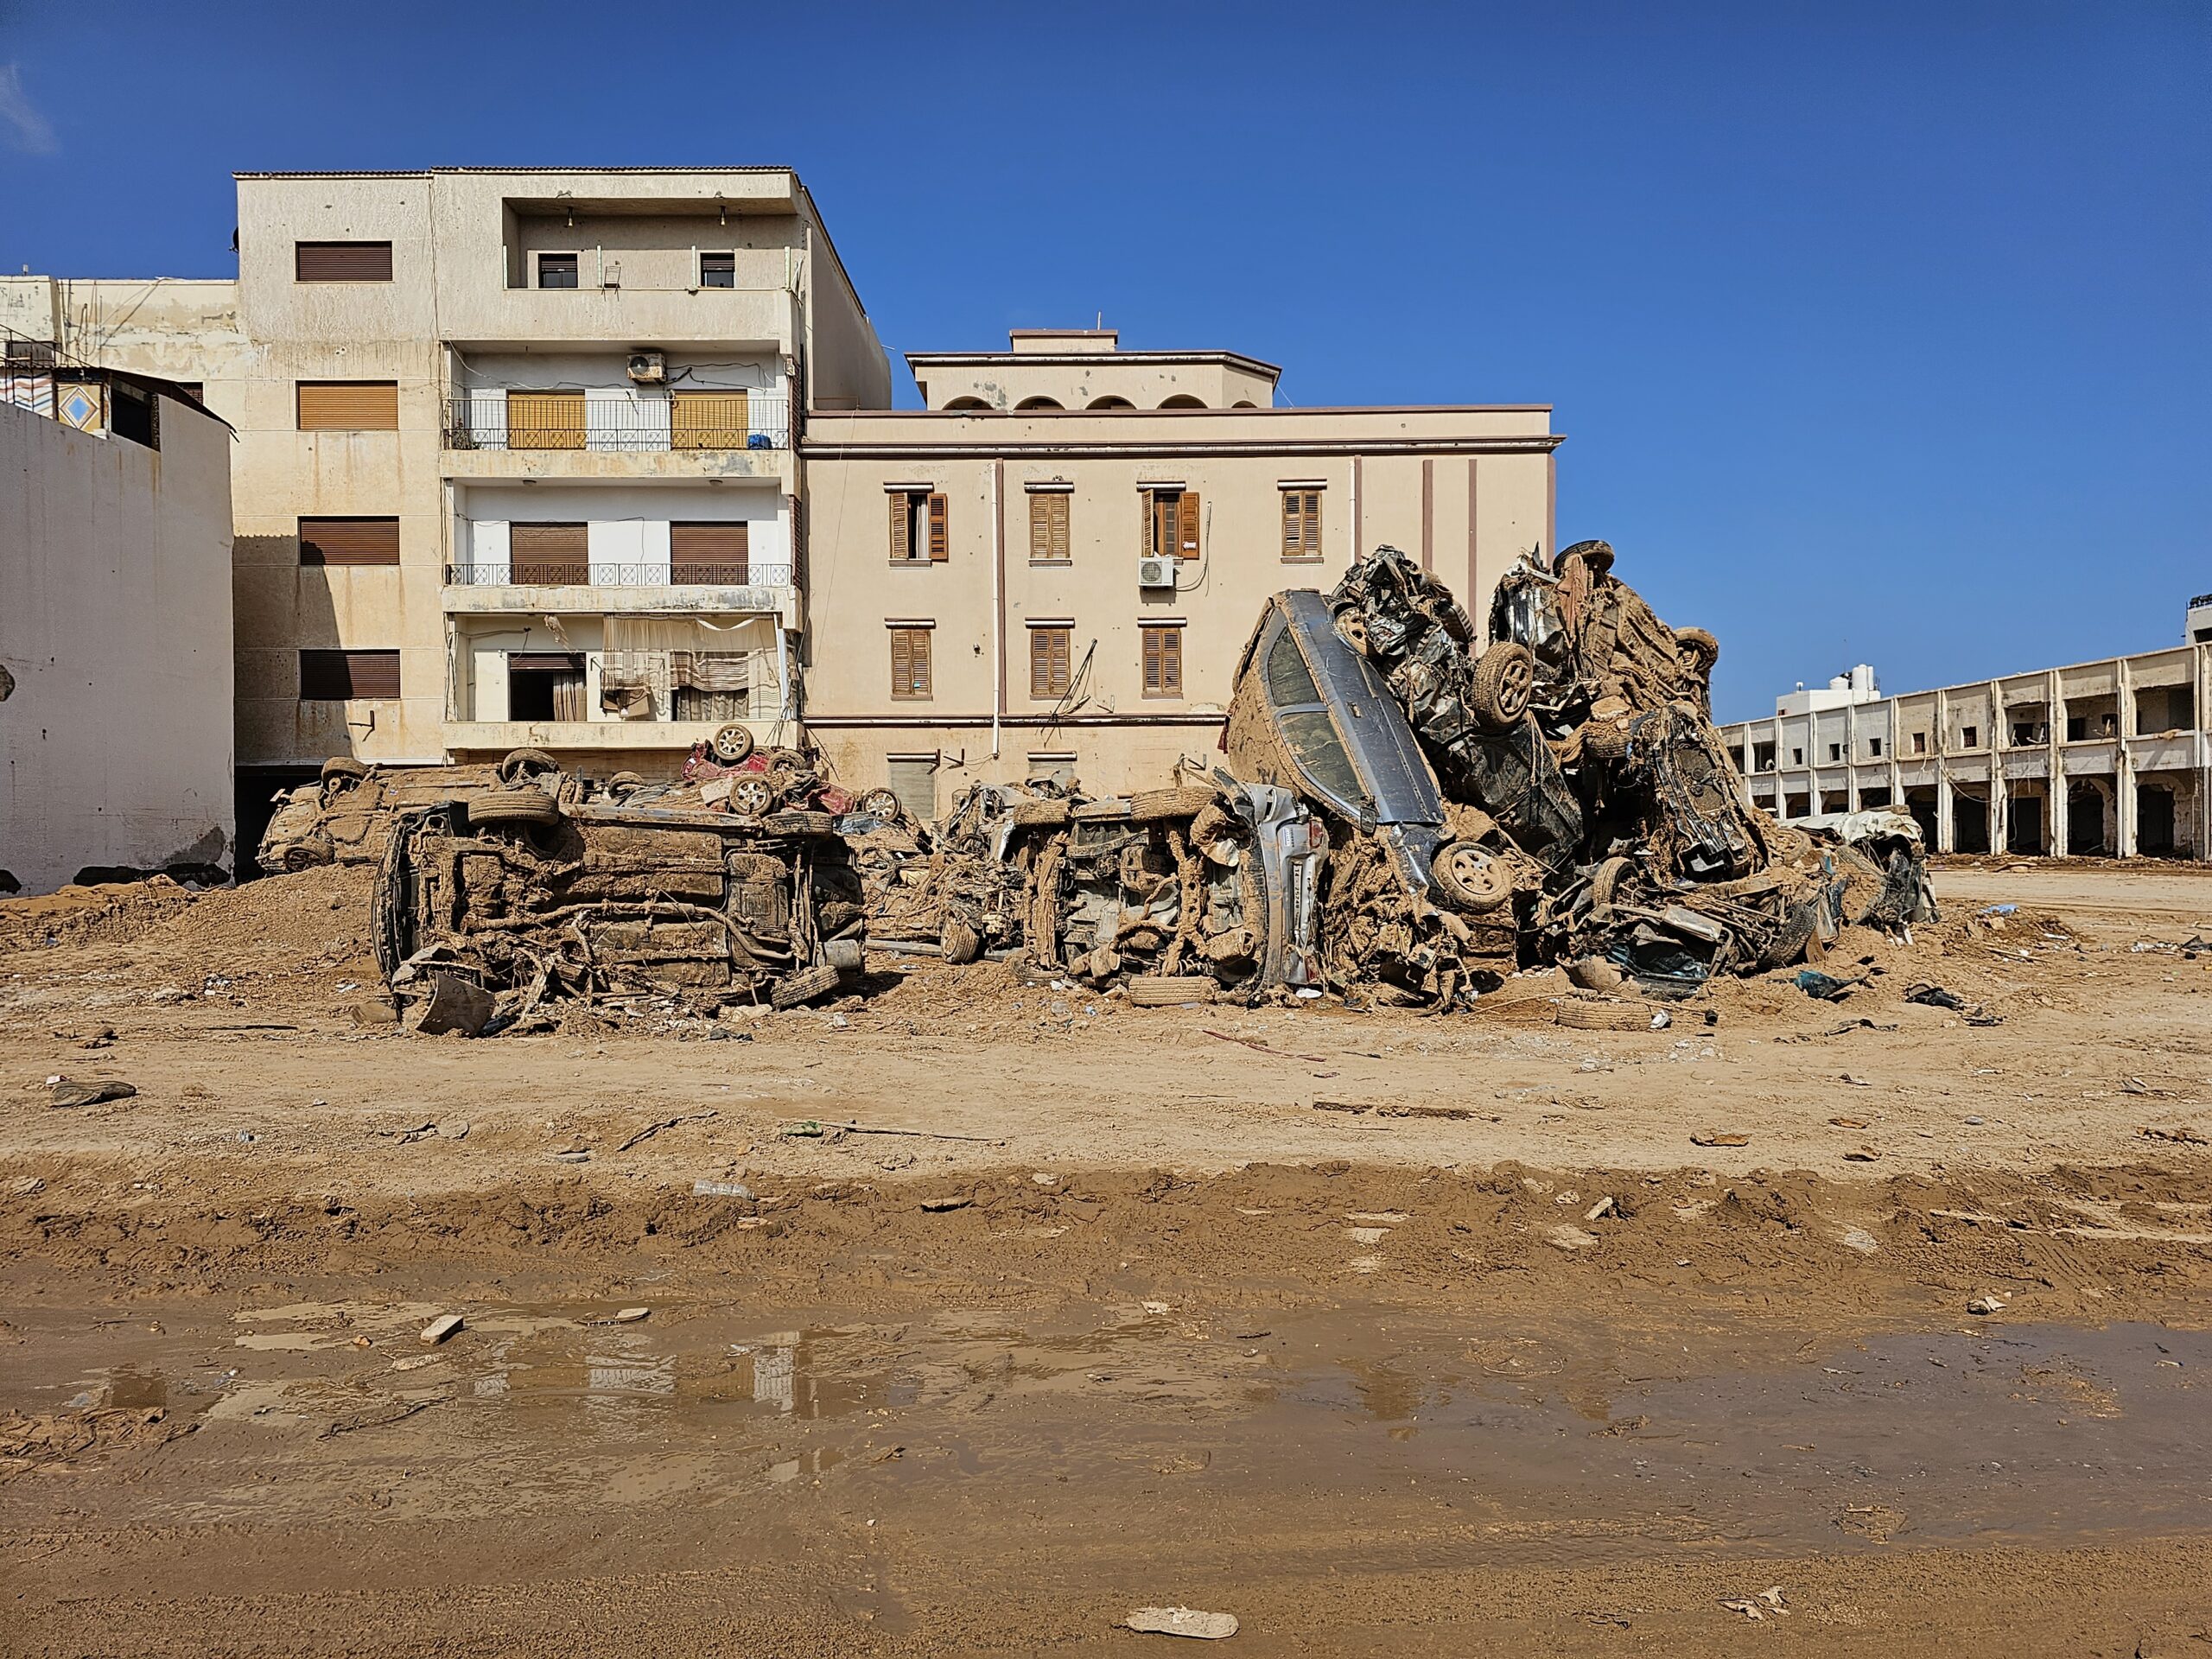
[[1265, 594, 1445, 831]]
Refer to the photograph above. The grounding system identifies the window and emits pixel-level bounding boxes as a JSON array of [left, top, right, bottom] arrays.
[[1145, 489, 1200, 561], [297, 381, 398, 430], [889, 490, 948, 563], [295, 241, 393, 283], [109, 384, 156, 448], [507, 652, 587, 721], [1867, 735, 1884, 757], [1280, 488, 1323, 560], [1028, 491, 1071, 563], [889, 626, 933, 699], [1911, 731, 1928, 753], [537, 251, 580, 289], [670, 522, 749, 583], [672, 389, 748, 449], [1827, 743, 1842, 763], [507, 389, 586, 450], [299, 649, 400, 701], [1030, 626, 1072, 698], [1784, 792, 1811, 819], [886, 756, 938, 822], [1141, 624, 1184, 697], [1752, 741, 1776, 771], [699, 251, 735, 289], [1961, 725, 1980, 748], [299, 517, 400, 567], [1790, 747, 1804, 766], [1727, 747, 1746, 772], [510, 522, 588, 582]]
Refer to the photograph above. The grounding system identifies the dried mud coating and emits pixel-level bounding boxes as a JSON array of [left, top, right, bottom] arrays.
[[2, 859, 2210, 1653]]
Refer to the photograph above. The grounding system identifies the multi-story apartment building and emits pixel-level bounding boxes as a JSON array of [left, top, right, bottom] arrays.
[[802, 330, 1560, 818], [1717, 632, 2211, 861], [1, 349, 234, 892], [3, 167, 887, 845]]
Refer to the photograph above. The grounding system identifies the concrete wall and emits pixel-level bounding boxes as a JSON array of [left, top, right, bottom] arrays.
[[801, 404, 1558, 805], [0, 393, 234, 892]]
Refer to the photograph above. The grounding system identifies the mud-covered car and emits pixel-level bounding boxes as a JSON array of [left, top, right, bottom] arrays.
[[370, 769, 866, 1022], [257, 754, 533, 874], [1224, 588, 1535, 999], [864, 775, 1326, 1000], [1332, 542, 1936, 994]]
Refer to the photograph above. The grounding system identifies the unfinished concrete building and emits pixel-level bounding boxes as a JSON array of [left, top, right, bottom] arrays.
[[1719, 632, 2212, 861]]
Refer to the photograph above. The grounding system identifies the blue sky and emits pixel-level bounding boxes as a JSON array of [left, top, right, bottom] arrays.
[[3, 1, 2202, 721]]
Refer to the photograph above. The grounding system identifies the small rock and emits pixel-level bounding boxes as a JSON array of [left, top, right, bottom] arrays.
[[611, 1307, 650, 1324], [1126, 1606, 1239, 1640], [1584, 1196, 1616, 1222], [920, 1194, 972, 1213], [49, 1077, 136, 1109], [1967, 1294, 2006, 1316], [420, 1313, 465, 1344], [1545, 1224, 1599, 1252], [437, 1119, 469, 1140], [1840, 1227, 1880, 1255]]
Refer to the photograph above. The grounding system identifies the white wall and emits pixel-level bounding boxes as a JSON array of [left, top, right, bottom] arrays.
[[0, 394, 235, 891]]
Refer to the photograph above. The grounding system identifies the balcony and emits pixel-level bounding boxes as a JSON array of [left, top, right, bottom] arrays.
[[447, 560, 791, 588], [445, 391, 790, 453], [442, 559, 797, 623]]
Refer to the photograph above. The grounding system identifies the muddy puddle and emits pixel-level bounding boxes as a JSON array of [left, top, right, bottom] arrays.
[[8, 1288, 2207, 1565]]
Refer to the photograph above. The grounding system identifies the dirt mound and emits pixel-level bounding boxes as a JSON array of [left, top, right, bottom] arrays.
[[0, 878, 197, 957]]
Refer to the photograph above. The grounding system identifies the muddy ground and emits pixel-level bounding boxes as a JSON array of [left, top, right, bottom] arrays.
[[2, 858, 2209, 1655]]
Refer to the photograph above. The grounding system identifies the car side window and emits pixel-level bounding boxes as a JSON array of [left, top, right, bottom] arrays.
[[1267, 626, 1322, 708]]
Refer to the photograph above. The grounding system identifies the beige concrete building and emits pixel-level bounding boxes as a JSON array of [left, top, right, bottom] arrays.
[[1, 353, 234, 891], [3, 166, 887, 843], [804, 330, 1561, 818], [1717, 634, 2211, 861]]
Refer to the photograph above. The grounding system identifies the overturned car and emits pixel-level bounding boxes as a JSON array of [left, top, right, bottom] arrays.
[[370, 766, 867, 1025]]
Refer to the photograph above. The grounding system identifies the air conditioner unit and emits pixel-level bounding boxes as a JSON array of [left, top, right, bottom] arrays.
[[1138, 556, 1176, 590], [626, 349, 665, 384]]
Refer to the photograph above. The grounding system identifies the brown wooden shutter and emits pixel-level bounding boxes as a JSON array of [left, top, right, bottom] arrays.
[[1303, 490, 1321, 556], [890, 630, 912, 694], [913, 630, 931, 695], [299, 517, 400, 566], [1281, 491, 1300, 558], [1030, 629, 1050, 697], [1029, 494, 1050, 562], [1050, 493, 1069, 560], [510, 521, 588, 582], [300, 649, 400, 699], [927, 493, 949, 562], [1142, 627, 1161, 695], [889, 493, 912, 561], [297, 381, 399, 430], [506, 389, 586, 450], [670, 521, 749, 582], [672, 389, 747, 449], [295, 241, 394, 282], [1162, 626, 1182, 693], [1178, 492, 1201, 559]]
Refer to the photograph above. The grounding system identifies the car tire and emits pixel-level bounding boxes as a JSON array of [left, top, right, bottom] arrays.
[[941, 919, 982, 964], [763, 809, 837, 837], [1009, 797, 1071, 827], [320, 756, 370, 787], [497, 747, 559, 785], [1128, 785, 1217, 823], [730, 776, 777, 817], [1587, 855, 1634, 909], [1675, 626, 1719, 672], [711, 723, 755, 766], [1469, 643, 1535, 732], [1433, 841, 1512, 912], [1555, 996, 1650, 1031], [1440, 598, 1477, 644], [771, 963, 842, 1009], [857, 787, 904, 821], [468, 785, 562, 828], [282, 842, 330, 873], [604, 770, 645, 794], [1128, 975, 1217, 1007]]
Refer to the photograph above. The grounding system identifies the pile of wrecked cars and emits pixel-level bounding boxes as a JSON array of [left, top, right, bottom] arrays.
[[275, 541, 1936, 1031]]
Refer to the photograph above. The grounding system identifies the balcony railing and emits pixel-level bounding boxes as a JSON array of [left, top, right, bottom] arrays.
[[446, 561, 793, 588], [443, 391, 791, 454]]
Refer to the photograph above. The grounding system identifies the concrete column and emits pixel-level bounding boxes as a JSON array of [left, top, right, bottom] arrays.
[[2046, 668, 2067, 858], [2116, 658, 2138, 856], [1935, 688, 1955, 852], [1987, 679, 2009, 854], [2197, 642, 2211, 862], [1844, 700, 1860, 811]]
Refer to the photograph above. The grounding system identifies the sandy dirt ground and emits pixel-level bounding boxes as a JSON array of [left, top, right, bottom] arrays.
[[2, 857, 2209, 1655]]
